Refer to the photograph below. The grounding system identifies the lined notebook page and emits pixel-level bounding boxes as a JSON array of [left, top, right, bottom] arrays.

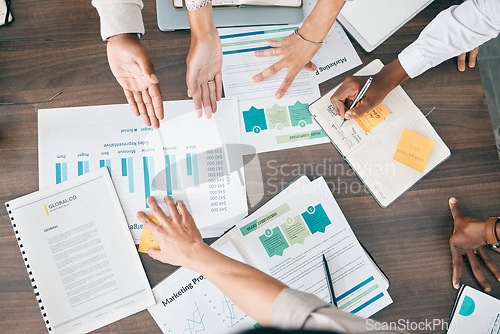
[[309, 59, 450, 207]]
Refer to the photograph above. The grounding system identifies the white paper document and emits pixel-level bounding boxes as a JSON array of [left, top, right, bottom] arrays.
[[147, 177, 391, 333], [148, 242, 256, 334], [448, 285, 500, 334], [219, 25, 328, 154], [38, 99, 248, 243], [302, 0, 362, 84], [5, 168, 155, 333], [233, 178, 392, 318]]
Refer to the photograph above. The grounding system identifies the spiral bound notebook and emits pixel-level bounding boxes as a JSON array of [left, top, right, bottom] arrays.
[[4, 168, 154, 333]]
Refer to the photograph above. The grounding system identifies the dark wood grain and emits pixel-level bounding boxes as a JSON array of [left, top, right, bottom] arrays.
[[1, 0, 499, 333]]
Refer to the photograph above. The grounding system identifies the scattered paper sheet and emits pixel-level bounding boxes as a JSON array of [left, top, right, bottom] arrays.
[[393, 128, 435, 173], [38, 99, 248, 243]]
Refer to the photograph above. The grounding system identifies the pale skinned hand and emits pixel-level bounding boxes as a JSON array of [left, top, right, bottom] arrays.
[[186, 6, 223, 119], [137, 196, 209, 269], [107, 34, 163, 128], [448, 197, 500, 292], [252, 34, 318, 99]]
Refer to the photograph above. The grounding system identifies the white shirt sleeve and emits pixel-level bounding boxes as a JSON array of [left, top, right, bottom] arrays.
[[92, 0, 145, 41], [398, 0, 500, 78]]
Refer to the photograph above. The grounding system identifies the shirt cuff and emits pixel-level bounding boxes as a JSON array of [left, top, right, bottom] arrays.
[[92, 1, 145, 41], [186, 0, 212, 11], [270, 288, 330, 329], [398, 42, 430, 79]]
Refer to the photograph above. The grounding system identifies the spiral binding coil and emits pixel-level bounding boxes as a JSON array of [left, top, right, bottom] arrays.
[[5, 202, 52, 332]]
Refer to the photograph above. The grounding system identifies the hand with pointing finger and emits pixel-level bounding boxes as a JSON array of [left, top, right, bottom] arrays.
[[448, 197, 500, 293], [107, 34, 164, 128], [252, 33, 319, 99]]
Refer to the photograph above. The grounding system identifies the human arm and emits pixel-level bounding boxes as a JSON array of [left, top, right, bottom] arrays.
[[186, 2, 222, 118], [448, 197, 500, 293], [92, 0, 164, 128], [330, 59, 409, 120], [399, 0, 500, 78], [331, 0, 500, 120], [252, 0, 347, 99], [137, 196, 286, 325]]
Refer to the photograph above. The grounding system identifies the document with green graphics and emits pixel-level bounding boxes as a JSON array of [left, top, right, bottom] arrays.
[[148, 176, 391, 333], [5, 168, 154, 334]]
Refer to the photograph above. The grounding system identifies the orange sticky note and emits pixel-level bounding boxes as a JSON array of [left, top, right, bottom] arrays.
[[355, 103, 391, 133], [393, 129, 435, 173], [138, 215, 160, 253]]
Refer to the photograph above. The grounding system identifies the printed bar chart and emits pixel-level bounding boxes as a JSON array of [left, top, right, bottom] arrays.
[[55, 162, 68, 184]]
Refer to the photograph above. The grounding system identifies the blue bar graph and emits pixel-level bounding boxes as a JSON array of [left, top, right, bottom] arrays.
[[61, 162, 67, 182], [84, 161, 89, 173], [105, 159, 111, 170], [171, 155, 178, 190], [143, 157, 150, 208], [56, 163, 62, 184], [192, 153, 199, 188], [121, 158, 127, 176], [186, 153, 193, 176], [100, 160, 105, 168], [127, 157, 134, 193], [165, 155, 172, 196], [78, 161, 84, 176], [149, 156, 155, 191]]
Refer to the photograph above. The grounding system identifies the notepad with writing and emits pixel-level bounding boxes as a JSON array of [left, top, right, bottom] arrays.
[[4, 168, 155, 333], [308, 59, 451, 207]]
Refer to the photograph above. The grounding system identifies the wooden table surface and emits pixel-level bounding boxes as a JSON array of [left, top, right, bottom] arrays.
[[1, 0, 499, 333]]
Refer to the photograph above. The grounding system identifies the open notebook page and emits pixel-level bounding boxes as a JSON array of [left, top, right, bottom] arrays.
[[309, 59, 450, 207]]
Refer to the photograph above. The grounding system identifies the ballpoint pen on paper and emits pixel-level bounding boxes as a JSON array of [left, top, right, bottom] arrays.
[[339, 76, 373, 127], [322, 254, 337, 307]]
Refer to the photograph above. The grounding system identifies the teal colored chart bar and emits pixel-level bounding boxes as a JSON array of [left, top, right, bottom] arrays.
[[149, 156, 155, 191], [56, 163, 62, 184], [186, 153, 193, 176], [121, 158, 127, 176], [337, 276, 374, 302], [61, 162, 67, 182], [78, 161, 84, 176], [171, 154, 178, 190], [223, 46, 272, 56], [100, 160, 105, 168], [84, 161, 89, 173], [192, 153, 199, 188], [219, 26, 297, 39], [143, 157, 150, 208], [127, 157, 134, 193], [351, 292, 384, 314], [165, 155, 172, 196]]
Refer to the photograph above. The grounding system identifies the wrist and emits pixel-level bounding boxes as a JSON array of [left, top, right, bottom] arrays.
[[485, 216, 500, 246], [182, 241, 217, 272], [188, 4, 217, 42], [374, 59, 410, 95]]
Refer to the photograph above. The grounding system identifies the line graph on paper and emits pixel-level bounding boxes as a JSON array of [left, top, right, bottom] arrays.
[[183, 302, 206, 334]]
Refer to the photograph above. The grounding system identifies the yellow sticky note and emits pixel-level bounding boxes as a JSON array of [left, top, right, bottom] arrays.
[[393, 129, 435, 173], [138, 215, 160, 253], [355, 103, 391, 133]]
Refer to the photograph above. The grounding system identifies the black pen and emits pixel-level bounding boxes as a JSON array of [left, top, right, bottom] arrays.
[[322, 254, 337, 307]]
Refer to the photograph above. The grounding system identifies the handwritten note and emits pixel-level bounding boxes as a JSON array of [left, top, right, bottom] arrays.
[[138, 215, 160, 253], [393, 129, 435, 173], [355, 103, 391, 133]]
